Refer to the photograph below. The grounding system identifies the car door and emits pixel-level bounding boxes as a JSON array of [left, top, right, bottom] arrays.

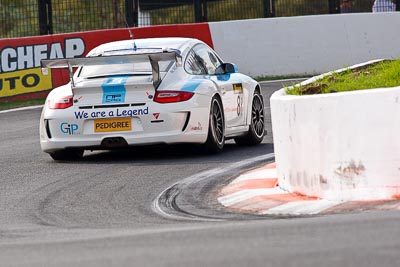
[[191, 44, 245, 128]]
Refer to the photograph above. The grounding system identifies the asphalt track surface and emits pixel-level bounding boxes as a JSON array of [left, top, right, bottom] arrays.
[[1, 81, 399, 267]]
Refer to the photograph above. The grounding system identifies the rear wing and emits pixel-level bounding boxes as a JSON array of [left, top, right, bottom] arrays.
[[41, 49, 182, 88]]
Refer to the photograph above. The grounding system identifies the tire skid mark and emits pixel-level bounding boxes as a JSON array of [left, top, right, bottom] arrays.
[[13, 168, 125, 228], [152, 153, 275, 221]]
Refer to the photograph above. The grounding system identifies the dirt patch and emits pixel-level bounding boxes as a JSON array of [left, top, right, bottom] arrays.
[[335, 160, 366, 180], [298, 83, 328, 95]]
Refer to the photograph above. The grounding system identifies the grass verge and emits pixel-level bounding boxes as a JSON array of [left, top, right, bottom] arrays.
[[0, 98, 46, 111], [286, 59, 400, 95]]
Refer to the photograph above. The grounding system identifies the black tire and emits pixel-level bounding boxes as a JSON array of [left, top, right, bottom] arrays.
[[49, 149, 84, 161], [204, 96, 225, 153], [234, 92, 265, 146]]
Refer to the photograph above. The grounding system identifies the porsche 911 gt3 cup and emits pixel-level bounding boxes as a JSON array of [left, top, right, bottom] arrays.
[[40, 37, 265, 160]]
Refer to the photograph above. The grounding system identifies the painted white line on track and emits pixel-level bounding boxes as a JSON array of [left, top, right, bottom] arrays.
[[218, 187, 287, 207], [259, 78, 309, 84], [232, 168, 277, 184], [0, 105, 43, 114], [0, 79, 303, 115], [261, 200, 342, 216]]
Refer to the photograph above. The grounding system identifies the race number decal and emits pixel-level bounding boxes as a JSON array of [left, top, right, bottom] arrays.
[[237, 95, 243, 116], [233, 83, 243, 116]]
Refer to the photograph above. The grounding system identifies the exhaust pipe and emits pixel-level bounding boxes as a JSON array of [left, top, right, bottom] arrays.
[[101, 137, 128, 148]]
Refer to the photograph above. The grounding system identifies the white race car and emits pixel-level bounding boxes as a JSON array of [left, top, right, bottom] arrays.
[[40, 37, 265, 160]]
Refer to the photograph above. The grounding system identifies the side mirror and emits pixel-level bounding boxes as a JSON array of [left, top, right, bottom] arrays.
[[215, 63, 238, 75]]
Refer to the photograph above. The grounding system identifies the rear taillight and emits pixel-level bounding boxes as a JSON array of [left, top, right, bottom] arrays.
[[154, 91, 194, 103], [49, 96, 73, 109]]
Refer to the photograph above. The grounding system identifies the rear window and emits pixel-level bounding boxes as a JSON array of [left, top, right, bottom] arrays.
[[78, 59, 174, 78]]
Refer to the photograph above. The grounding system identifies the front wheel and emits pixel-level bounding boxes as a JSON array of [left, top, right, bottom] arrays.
[[204, 96, 225, 153], [234, 92, 265, 146], [49, 149, 84, 161]]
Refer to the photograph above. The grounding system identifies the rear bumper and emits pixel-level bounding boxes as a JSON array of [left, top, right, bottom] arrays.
[[40, 131, 207, 152], [40, 95, 210, 152]]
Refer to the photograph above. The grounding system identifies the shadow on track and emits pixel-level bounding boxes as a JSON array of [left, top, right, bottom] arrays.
[[60, 142, 274, 166]]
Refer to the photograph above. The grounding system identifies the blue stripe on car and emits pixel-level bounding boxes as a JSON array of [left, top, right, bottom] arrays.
[[102, 76, 129, 104], [217, 74, 231, 81], [181, 80, 202, 92]]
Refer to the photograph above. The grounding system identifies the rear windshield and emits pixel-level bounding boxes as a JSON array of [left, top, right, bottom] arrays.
[[78, 60, 174, 79]]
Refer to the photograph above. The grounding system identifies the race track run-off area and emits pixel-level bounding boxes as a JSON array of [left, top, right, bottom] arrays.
[[0, 81, 399, 267]]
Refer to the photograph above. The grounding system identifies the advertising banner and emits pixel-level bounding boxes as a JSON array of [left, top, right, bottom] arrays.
[[0, 23, 213, 102]]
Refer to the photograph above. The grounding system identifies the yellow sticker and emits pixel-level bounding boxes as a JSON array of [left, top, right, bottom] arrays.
[[233, 83, 243, 94], [0, 68, 53, 98], [94, 117, 132, 133]]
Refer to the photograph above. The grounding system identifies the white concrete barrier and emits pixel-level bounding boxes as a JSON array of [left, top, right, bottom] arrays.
[[210, 13, 400, 77], [270, 63, 400, 201]]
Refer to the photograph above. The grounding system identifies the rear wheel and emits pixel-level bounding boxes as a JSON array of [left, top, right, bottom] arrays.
[[234, 91, 265, 146], [49, 149, 84, 161], [205, 96, 225, 153]]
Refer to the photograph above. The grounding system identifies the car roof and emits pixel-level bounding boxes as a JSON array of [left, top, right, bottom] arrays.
[[88, 37, 201, 56]]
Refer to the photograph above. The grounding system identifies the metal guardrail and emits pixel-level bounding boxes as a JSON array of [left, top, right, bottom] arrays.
[[0, 0, 399, 38]]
